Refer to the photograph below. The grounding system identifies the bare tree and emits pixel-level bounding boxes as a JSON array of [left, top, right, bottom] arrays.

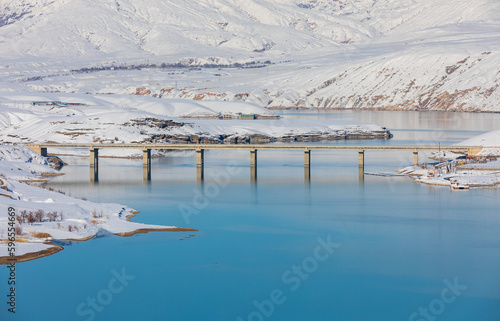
[[27, 212, 36, 225], [47, 211, 58, 222], [34, 209, 45, 222], [20, 210, 28, 223]]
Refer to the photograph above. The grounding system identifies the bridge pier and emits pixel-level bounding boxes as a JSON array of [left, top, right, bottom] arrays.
[[304, 149, 311, 167], [358, 150, 365, 181], [196, 148, 205, 182], [304, 149, 311, 183], [143, 149, 151, 167], [250, 148, 257, 167], [28, 145, 47, 157], [196, 148, 205, 167], [413, 150, 418, 166], [143, 149, 151, 182], [89, 148, 99, 183], [89, 148, 99, 167], [358, 150, 365, 168], [250, 149, 257, 183]]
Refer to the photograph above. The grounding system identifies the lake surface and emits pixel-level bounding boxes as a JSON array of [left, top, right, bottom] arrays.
[[1, 110, 500, 321]]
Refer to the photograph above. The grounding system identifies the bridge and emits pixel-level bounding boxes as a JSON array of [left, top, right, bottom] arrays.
[[26, 143, 484, 183]]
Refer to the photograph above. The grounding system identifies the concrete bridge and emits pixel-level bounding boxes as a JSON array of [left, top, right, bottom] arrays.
[[26, 143, 484, 183]]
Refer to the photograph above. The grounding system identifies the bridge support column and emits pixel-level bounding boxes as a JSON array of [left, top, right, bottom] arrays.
[[304, 149, 311, 183], [89, 148, 99, 167], [89, 148, 99, 183], [358, 150, 365, 168], [142, 149, 151, 182], [196, 148, 204, 182], [143, 149, 151, 167], [413, 150, 418, 166], [304, 149, 311, 167], [28, 145, 47, 157], [196, 148, 204, 167], [250, 148, 257, 167], [358, 150, 365, 181], [250, 149, 257, 183]]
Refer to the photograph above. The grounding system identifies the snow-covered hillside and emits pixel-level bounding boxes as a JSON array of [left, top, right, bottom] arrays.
[[0, 0, 499, 111], [1, 0, 496, 60]]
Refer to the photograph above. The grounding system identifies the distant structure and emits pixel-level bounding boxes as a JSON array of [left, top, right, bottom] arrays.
[[240, 114, 256, 120], [31, 101, 87, 107], [219, 113, 233, 119]]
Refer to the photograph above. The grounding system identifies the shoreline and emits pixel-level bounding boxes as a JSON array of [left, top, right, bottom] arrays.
[[266, 106, 500, 114], [0, 195, 197, 266], [0, 242, 64, 265], [0, 219, 198, 265]]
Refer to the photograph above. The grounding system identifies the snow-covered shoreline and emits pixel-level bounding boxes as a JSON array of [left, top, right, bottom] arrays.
[[0, 145, 195, 264], [392, 130, 500, 188]]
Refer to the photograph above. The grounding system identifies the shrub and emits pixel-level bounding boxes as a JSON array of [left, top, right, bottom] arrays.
[[32, 232, 51, 239], [15, 225, 22, 235]]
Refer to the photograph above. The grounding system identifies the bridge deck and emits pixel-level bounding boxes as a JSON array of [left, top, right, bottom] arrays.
[[33, 143, 483, 151], [23, 143, 491, 183]]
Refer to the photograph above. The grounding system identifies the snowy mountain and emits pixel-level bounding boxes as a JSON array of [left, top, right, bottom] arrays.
[[0, 0, 499, 111]]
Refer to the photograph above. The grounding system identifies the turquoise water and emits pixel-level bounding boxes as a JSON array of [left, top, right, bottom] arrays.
[[1, 110, 500, 321]]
